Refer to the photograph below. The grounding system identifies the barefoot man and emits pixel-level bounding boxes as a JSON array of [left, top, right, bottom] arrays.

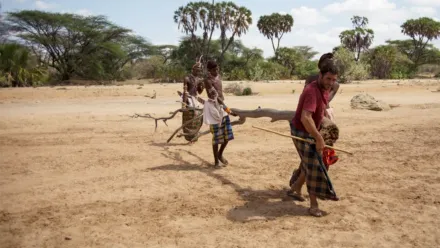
[[289, 59, 339, 217], [304, 53, 340, 122], [202, 60, 234, 168], [182, 58, 204, 142]]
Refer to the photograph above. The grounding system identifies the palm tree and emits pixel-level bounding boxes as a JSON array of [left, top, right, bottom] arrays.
[[0, 43, 45, 87], [257, 13, 294, 59], [217, 2, 252, 66]]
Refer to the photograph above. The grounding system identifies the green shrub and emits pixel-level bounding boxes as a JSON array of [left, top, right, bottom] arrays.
[[227, 68, 248, 81], [294, 60, 319, 80], [242, 87, 252, 96], [333, 47, 369, 83], [249, 61, 290, 81], [224, 82, 243, 96], [350, 62, 369, 80]]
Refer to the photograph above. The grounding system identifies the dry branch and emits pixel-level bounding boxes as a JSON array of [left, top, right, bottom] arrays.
[[135, 94, 339, 145], [187, 107, 338, 145], [130, 107, 202, 131]]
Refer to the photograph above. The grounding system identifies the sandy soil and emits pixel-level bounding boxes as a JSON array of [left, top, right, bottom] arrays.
[[1, 79, 440, 248]]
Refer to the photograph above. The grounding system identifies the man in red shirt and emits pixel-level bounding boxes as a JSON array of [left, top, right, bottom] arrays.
[[288, 59, 339, 217], [304, 53, 339, 121]]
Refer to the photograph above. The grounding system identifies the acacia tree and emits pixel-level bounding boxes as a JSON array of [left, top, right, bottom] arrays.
[[173, 1, 252, 68], [6, 10, 151, 81], [339, 16, 374, 62], [401, 17, 440, 68], [257, 13, 294, 59], [276, 46, 318, 78]]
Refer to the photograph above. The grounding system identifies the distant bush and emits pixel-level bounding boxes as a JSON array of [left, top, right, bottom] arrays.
[[294, 60, 319, 80], [333, 47, 369, 83], [366, 45, 414, 79], [351, 62, 369, 80], [224, 83, 253, 96], [224, 82, 243, 95], [226, 68, 248, 81], [242, 87, 252, 95], [249, 61, 290, 81]]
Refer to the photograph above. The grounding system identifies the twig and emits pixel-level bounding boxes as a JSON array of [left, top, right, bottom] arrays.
[[130, 106, 203, 131]]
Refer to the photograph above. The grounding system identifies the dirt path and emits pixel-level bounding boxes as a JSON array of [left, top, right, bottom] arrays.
[[1, 80, 440, 247]]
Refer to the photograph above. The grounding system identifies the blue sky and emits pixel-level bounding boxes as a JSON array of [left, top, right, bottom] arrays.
[[2, 0, 440, 59]]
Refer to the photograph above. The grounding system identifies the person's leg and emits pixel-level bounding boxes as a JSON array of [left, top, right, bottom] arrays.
[[288, 130, 307, 201], [210, 124, 222, 168], [218, 141, 228, 165], [212, 144, 220, 167], [291, 168, 305, 193], [219, 116, 233, 165], [309, 194, 322, 217]]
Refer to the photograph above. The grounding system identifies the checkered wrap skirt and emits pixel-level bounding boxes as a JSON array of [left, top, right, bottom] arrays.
[[209, 115, 234, 145], [289, 123, 338, 200]]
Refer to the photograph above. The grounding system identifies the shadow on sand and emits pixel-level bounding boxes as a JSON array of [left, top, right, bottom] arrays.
[[148, 145, 316, 222]]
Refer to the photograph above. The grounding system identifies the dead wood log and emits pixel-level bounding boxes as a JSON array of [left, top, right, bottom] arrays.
[[187, 108, 339, 145], [134, 95, 339, 145]]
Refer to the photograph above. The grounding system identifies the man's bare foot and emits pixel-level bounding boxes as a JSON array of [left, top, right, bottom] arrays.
[[214, 161, 222, 169], [219, 156, 228, 165], [309, 207, 323, 217], [286, 190, 305, 201]]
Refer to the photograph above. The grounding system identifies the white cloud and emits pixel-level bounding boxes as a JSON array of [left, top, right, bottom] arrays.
[[324, 0, 396, 14], [405, 0, 440, 7], [291, 6, 329, 27], [35, 1, 56, 10], [15, 0, 27, 3], [76, 9, 93, 16], [410, 7, 437, 15]]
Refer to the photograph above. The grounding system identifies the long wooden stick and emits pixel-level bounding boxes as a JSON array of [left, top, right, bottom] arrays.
[[252, 125, 353, 155]]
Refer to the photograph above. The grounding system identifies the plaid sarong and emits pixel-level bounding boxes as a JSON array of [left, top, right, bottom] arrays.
[[289, 123, 338, 200], [182, 108, 203, 141], [209, 115, 234, 145]]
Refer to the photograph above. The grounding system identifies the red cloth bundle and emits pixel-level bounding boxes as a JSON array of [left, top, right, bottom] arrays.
[[322, 148, 338, 170]]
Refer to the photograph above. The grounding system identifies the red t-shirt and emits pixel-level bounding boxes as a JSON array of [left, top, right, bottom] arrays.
[[292, 81, 329, 131]]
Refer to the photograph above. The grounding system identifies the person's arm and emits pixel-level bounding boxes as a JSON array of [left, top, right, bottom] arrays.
[[204, 78, 236, 116], [301, 111, 325, 154], [300, 90, 325, 153]]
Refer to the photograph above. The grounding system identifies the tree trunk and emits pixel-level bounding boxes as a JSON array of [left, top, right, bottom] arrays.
[[229, 107, 339, 145]]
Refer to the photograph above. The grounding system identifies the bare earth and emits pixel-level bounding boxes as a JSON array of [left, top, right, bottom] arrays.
[[1, 79, 440, 248]]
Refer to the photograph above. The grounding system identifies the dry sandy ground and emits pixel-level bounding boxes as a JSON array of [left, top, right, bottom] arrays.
[[1, 79, 440, 248]]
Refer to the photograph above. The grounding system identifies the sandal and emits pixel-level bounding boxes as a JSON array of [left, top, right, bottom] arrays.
[[286, 190, 306, 201], [309, 207, 323, 217]]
